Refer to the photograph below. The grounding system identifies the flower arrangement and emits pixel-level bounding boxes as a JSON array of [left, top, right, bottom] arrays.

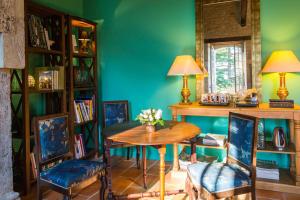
[[136, 108, 164, 126]]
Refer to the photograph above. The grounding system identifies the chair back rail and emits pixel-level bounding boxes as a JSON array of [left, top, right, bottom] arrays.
[[33, 113, 71, 170], [227, 112, 259, 178], [102, 100, 129, 128]]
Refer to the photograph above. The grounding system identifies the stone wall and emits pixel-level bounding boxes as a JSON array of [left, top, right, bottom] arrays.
[[0, 0, 25, 69]]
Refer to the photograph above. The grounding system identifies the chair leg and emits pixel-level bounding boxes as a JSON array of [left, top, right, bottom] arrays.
[[136, 146, 140, 169], [100, 174, 107, 200], [251, 189, 256, 200], [142, 146, 147, 189], [126, 147, 130, 160]]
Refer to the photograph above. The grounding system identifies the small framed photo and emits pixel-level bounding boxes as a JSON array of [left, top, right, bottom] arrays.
[[35, 66, 65, 90], [102, 100, 129, 128]]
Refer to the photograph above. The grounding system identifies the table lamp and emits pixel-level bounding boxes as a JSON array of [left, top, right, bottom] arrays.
[[168, 55, 204, 104], [262, 50, 300, 100]]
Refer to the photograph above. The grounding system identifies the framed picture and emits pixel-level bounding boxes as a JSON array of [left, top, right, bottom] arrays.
[[102, 100, 129, 128], [33, 113, 69, 163], [35, 66, 65, 90]]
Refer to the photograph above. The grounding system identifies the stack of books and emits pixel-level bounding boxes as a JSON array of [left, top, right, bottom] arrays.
[[256, 159, 280, 180], [203, 133, 226, 147], [74, 96, 95, 123], [74, 134, 86, 159], [269, 99, 294, 108]]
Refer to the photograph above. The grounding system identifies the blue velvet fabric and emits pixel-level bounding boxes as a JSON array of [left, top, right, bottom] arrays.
[[228, 115, 255, 167], [38, 116, 69, 162], [187, 162, 251, 193], [40, 159, 104, 188]]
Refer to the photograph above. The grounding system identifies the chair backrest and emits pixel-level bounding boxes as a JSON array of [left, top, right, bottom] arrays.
[[34, 113, 70, 165], [102, 100, 129, 128], [227, 112, 258, 171]]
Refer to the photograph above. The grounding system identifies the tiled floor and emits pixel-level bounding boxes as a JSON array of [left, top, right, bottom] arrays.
[[22, 156, 300, 200]]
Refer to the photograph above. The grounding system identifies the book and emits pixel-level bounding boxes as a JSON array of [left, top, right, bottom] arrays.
[[74, 101, 81, 123], [269, 99, 294, 108], [44, 28, 51, 50], [30, 152, 37, 179], [203, 133, 226, 147], [74, 134, 86, 158], [72, 34, 79, 53], [256, 159, 279, 180], [74, 137, 82, 159]]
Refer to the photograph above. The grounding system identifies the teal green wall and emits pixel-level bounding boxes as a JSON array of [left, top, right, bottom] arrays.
[[32, 0, 84, 17], [83, 0, 196, 161], [82, 0, 300, 167], [261, 0, 300, 103]]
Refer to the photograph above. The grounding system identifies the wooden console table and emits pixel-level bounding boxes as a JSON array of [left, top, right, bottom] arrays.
[[169, 102, 300, 194]]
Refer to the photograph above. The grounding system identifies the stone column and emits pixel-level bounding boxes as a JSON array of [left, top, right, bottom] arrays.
[[0, 69, 19, 200], [0, 0, 25, 199]]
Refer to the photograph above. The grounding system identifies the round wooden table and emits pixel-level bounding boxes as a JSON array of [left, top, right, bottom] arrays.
[[104, 121, 200, 200]]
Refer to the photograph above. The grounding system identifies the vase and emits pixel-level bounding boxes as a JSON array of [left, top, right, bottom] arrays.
[[145, 124, 155, 133]]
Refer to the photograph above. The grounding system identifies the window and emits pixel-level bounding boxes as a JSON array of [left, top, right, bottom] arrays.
[[207, 41, 247, 94]]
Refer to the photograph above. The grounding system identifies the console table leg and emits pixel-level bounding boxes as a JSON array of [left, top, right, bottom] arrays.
[[289, 120, 296, 175], [158, 145, 166, 200], [294, 120, 300, 185]]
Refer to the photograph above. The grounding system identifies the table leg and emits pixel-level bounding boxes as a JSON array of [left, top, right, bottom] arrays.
[[173, 143, 179, 171], [142, 146, 147, 189], [158, 145, 166, 200], [105, 139, 114, 200]]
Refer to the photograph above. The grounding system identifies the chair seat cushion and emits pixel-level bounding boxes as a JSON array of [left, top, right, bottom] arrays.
[[187, 162, 251, 193], [40, 159, 105, 189]]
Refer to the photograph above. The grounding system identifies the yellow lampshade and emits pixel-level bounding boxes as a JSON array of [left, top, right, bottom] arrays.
[[262, 50, 300, 73], [167, 55, 203, 76]]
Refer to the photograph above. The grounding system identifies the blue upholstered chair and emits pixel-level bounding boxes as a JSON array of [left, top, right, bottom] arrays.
[[102, 100, 148, 189], [186, 112, 258, 200], [33, 113, 106, 200]]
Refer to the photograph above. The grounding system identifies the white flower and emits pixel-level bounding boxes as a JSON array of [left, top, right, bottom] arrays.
[[149, 115, 153, 121], [155, 109, 162, 120]]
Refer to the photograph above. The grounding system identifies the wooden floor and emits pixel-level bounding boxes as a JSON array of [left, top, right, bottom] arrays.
[[22, 156, 300, 200]]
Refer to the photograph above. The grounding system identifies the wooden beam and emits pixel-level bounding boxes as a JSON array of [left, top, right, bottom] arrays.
[[241, 0, 247, 27]]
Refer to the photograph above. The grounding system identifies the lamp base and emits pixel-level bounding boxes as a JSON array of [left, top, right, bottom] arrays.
[[180, 75, 192, 105], [277, 73, 289, 100], [179, 101, 192, 105]]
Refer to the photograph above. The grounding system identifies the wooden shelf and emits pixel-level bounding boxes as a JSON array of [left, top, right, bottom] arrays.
[[75, 119, 95, 127], [73, 52, 95, 58], [74, 86, 95, 91], [71, 19, 95, 28], [257, 141, 296, 155], [256, 169, 300, 194], [29, 89, 65, 94], [27, 47, 63, 55], [194, 137, 227, 149]]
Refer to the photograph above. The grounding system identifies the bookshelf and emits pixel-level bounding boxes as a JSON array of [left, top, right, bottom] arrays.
[[66, 16, 99, 161], [10, 1, 66, 195]]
